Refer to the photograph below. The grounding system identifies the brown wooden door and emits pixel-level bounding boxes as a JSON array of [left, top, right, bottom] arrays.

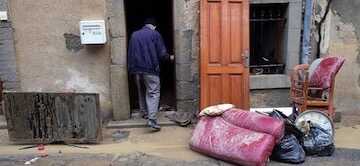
[[200, 0, 250, 110]]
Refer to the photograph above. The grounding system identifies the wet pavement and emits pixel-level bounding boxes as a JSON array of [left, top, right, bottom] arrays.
[[1, 115, 360, 166], [1, 148, 360, 166]]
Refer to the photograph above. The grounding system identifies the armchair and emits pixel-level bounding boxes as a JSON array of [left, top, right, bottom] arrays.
[[290, 56, 345, 119]]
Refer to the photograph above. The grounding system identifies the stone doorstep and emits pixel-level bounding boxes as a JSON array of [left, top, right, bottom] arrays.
[[0, 113, 178, 130], [0, 115, 5, 129], [107, 111, 177, 129], [106, 119, 177, 129], [0, 121, 177, 130], [0, 123, 5, 129]]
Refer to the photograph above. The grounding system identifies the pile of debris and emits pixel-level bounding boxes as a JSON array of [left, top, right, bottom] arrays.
[[269, 109, 334, 164], [189, 104, 335, 165]]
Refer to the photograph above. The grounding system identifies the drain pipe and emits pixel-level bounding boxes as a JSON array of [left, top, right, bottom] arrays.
[[301, 0, 313, 64]]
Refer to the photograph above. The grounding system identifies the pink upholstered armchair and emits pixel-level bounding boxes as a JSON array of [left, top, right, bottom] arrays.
[[290, 56, 345, 119]]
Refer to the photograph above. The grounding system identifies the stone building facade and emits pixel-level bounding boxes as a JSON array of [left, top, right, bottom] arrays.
[[0, 0, 18, 91], [0, 0, 356, 120], [313, 0, 360, 115]]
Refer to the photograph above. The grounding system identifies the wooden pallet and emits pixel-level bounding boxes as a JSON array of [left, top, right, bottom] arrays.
[[3, 92, 102, 144]]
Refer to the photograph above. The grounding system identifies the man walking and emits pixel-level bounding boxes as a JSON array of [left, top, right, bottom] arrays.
[[127, 18, 173, 131]]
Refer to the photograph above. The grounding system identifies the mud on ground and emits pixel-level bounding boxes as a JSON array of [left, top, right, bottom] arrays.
[[2, 148, 360, 166]]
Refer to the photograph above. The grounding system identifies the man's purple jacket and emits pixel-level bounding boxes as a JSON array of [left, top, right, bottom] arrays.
[[127, 26, 169, 76]]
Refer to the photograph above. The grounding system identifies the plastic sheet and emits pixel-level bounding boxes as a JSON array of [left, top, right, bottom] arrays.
[[269, 109, 306, 164], [222, 109, 285, 143], [190, 117, 276, 166]]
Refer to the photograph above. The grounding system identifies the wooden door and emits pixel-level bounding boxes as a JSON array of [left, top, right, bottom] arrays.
[[200, 0, 250, 109]]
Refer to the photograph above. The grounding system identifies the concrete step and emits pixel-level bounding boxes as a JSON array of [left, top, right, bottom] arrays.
[[107, 120, 176, 129], [106, 112, 177, 129], [0, 115, 6, 129], [0, 112, 180, 130]]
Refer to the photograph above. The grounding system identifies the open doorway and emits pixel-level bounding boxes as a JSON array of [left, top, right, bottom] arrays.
[[124, 0, 176, 114]]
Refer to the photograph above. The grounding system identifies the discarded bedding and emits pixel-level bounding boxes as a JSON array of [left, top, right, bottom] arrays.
[[190, 117, 276, 166], [199, 104, 235, 117], [222, 109, 285, 143]]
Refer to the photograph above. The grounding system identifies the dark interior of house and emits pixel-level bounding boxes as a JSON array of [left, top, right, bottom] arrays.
[[250, 3, 288, 75], [124, 0, 176, 112]]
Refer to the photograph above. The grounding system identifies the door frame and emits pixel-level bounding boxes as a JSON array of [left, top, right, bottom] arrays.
[[108, 0, 201, 120]]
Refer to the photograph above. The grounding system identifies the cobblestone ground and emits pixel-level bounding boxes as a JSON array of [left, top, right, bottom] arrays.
[[1, 148, 360, 166]]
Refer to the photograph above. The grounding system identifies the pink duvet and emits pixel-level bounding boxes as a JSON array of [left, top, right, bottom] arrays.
[[190, 116, 276, 166], [222, 109, 285, 143]]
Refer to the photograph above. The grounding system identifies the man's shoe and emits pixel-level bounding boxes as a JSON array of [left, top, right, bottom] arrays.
[[148, 119, 161, 131], [142, 114, 148, 119]]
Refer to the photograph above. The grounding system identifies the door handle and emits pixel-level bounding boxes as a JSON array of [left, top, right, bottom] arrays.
[[242, 50, 249, 68]]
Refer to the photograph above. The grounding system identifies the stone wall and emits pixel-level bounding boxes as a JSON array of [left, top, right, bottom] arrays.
[[317, 0, 360, 115], [106, 0, 130, 120], [303, 0, 360, 115], [251, 89, 291, 108], [9, 0, 112, 114], [0, 0, 19, 90], [174, 0, 200, 114]]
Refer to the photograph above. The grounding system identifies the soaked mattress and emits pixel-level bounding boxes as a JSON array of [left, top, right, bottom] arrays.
[[190, 116, 276, 166]]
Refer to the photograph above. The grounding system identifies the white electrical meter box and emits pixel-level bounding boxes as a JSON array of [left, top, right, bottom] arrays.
[[0, 11, 8, 21], [80, 20, 106, 44]]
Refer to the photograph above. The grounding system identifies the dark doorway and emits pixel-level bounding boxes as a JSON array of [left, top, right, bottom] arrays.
[[124, 0, 176, 113]]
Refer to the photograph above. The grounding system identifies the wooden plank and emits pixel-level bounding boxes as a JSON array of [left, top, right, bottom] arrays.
[[3, 92, 102, 144]]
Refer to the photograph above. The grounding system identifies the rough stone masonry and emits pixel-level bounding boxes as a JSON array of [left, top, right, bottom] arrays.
[[0, 0, 19, 91]]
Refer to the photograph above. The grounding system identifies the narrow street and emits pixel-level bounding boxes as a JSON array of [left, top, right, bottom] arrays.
[[1, 149, 360, 166], [1, 119, 360, 165], [0, 0, 359, 165]]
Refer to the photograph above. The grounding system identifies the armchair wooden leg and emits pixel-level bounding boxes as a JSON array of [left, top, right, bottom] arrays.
[[328, 105, 335, 120]]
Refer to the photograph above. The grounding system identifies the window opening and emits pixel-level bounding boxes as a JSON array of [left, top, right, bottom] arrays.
[[250, 4, 288, 75]]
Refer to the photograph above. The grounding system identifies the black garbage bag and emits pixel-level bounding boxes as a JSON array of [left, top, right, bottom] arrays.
[[271, 134, 306, 164], [269, 109, 304, 139], [269, 110, 306, 164], [301, 122, 335, 156]]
